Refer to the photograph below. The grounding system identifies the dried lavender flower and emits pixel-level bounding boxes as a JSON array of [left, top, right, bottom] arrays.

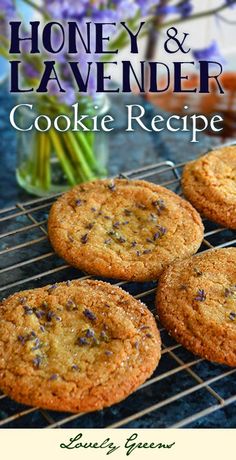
[[33, 355, 42, 368], [17, 335, 25, 344], [229, 312, 236, 321], [75, 199, 83, 206], [49, 374, 58, 381], [152, 199, 165, 210], [85, 328, 95, 338], [83, 309, 97, 322], [81, 233, 89, 244], [104, 350, 113, 356], [92, 337, 100, 346], [77, 337, 89, 346], [66, 299, 77, 311], [100, 331, 109, 342], [24, 306, 34, 315], [31, 338, 41, 351], [46, 311, 56, 322], [71, 364, 79, 371], [195, 289, 206, 302], [35, 310, 45, 319], [48, 284, 57, 293]]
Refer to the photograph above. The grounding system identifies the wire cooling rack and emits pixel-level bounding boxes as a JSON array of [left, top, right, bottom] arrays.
[[0, 159, 236, 429]]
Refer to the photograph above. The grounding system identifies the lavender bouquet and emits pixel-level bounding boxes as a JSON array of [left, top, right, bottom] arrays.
[[0, 0, 235, 196]]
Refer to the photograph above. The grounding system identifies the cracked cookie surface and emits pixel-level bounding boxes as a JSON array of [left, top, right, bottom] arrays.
[[156, 248, 236, 366], [48, 179, 204, 281], [182, 146, 236, 229], [0, 279, 161, 412]]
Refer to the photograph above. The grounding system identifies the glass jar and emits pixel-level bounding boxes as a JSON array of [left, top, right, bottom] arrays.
[[16, 94, 110, 196]]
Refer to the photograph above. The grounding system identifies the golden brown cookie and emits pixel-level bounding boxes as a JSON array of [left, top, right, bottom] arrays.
[[0, 279, 161, 413], [48, 179, 204, 281], [156, 248, 236, 366], [182, 146, 236, 229]]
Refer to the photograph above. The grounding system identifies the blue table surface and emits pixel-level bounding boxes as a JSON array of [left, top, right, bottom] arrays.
[[0, 83, 235, 429]]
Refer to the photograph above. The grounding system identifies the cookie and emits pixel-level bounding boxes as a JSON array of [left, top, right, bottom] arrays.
[[48, 179, 204, 281], [182, 146, 236, 229], [156, 248, 236, 366], [0, 279, 161, 413]]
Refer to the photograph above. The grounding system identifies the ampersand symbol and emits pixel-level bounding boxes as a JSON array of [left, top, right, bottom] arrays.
[[164, 27, 190, 54]]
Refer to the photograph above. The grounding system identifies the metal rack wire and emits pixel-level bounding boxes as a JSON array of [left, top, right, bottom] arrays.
[[0, 159, 235, 429]]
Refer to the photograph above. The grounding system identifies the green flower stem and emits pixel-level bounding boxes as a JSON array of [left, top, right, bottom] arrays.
[[38, 132, 45, 186], [41, 132, 51, 190], [73, 130, 106, 176], [33, 133, 45, 188], [0, 45, 9, 59], [31, 133, 41, 186], [0, 34, 10, 48], [160, 2, 236, 29], [65, 131, 96, 181], [61, 132, 88, 183], [87, 131, 95, 149], [74, 130, 99, 170], [49, 129, 77, 186], [83, 119, 95, 148]]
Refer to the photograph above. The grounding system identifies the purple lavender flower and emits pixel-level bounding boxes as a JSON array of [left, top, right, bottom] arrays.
[[85, 328, 95, 338], [225, 0, 236, 6], [136, 0, 159, 15], [59, 81, 77, 105], [157, 0, 193, 17], [0, 0, 15, 19], [93, 8, 120, 22], [49, 373, 58, 381], [192, 40, 226, 64], [39, 1, 163, 100], [195, 289, 206, 302], [45, 0, 155, 22], [83, 308, 97, 322], [45, 0, 88, 20], [22, 62, 40, 79]]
